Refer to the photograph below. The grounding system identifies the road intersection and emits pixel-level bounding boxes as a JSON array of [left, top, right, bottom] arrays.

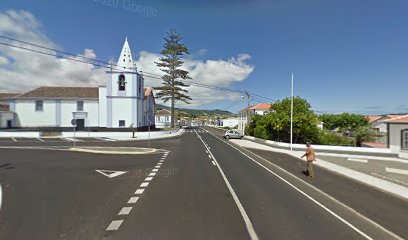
[[0, 127, 407, 239]]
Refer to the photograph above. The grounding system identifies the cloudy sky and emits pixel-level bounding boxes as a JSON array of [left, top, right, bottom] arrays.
[[0, 0, 407, 114]]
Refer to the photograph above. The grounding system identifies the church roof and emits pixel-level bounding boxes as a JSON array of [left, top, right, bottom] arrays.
[[116, 37, 137, 71], [11, 86, 99, 99]]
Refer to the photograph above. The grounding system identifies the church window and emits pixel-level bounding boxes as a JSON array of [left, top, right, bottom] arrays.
[[77, 101, 84, 111], [118, 75, 126, 91], [35, 100, 43, 111]]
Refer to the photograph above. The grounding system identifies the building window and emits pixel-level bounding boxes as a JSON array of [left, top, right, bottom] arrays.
[[35, 100, 43, 111], [165, 116, 169, 122], [403, 130, 408, 150], [118, 74, 126, 91], [138, 77, 142, 95], [77, 101, 84, 111], [119, 120, 125, 127]]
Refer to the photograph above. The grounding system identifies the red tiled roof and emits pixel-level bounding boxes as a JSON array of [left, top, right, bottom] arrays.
[[367, 115, 382, 123], [11, 86, 99, 99], [384, 114, 408, 123], [0, 93, 20, 99], [250, 103, 272, 110]]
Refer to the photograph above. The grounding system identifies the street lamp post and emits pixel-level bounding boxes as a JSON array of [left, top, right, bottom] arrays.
[[290, 73, 294, 151]]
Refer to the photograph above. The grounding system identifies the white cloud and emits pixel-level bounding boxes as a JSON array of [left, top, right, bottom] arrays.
[[0, 10, 106, 93], [198, 49, 207, 56], [137, 51, 254, 107], [0, 9, 255, 108]]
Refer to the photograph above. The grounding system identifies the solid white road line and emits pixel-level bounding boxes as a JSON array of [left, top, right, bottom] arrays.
[[0, 183, 2, 211], [145, 177, 153, 181], [106, 220, 124, 231], [118, 207, 133, 215], [386, 168, 408, 176], [348, 158, 368, 163], [135, 189, 145, 194], [205, 130, 401, 240], [195, 131, 259, 240], [128, 196, 139, 204], [37, 138, 45, 142]]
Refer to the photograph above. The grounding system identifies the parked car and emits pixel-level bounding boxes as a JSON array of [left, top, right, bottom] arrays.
[[224, 130, 243, 139]]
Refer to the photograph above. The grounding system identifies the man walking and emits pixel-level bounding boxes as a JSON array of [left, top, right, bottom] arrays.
[[301, 142, 316, 178]]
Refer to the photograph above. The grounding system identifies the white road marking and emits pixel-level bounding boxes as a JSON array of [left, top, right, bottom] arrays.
[[371, 173, 408, 187], [152, 169, 158, 172], [128, 196, 139, 204], [205, 130, 394, 240], [118, 207, 133, 215], [140, 182, 149, 188], [206, 150, 208, 154], [208, 154, 212, 159], [0, 183, 2, 211], [154, 165, 160, 169], [106, 220, 124, 231], [212, 161, 216, 166], [95, 169, 127, 178], [145, 177, 153, 181], [135, 189, 145, 194], [148, 172, 156, 177], [195, 131, 259, 240], [11, 137, 17, 142], [157, 162, 162, 165], [159, 160, 164, 163], [348, 158, 368, 163], [37, 138, 45, 142], [386, 168, 408, 176], [100, 137, 117, 142]]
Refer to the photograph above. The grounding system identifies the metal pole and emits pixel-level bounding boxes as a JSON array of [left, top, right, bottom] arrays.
[[148, 122, 151, 148], [290, 73, 294, 151], [73, 123, 76, 148]]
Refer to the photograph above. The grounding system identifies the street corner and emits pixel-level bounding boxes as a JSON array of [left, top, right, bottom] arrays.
[[68, 146, 168, 155]]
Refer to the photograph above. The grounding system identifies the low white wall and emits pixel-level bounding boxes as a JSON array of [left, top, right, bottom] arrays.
[[0, 131, 40, 137], [61, 128, 183, 140], [245, 136, 393, 154]]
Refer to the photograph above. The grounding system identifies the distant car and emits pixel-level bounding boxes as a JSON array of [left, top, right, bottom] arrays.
[[224, 130, 243, 139]]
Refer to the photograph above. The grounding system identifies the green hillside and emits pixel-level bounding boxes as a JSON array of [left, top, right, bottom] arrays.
[[155, 104, 234, 116]]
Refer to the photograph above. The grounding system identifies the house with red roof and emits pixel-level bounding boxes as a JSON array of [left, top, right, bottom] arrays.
[[385, 115, 408, 159], [238, 103, 272, 133]]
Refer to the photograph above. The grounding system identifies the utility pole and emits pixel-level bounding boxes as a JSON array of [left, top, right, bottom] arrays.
[[290, 73, 294, 151], [245, 91, 251, 134]]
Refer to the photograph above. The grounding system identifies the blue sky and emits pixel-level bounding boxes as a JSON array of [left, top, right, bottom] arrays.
[[0, 0, 407, 114]]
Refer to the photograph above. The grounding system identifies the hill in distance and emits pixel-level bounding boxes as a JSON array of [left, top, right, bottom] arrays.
[[155, 104, 234, 116]]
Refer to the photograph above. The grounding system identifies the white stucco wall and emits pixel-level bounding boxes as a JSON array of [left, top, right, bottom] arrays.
[[98, 87, 107, 127], [60, 100, 99, 127], [14, 100, 57, 127], [0, 112, 16, 128], [111, 98, 133, 127], [388, 123, 408, 153], [222, 118, 239, 128]]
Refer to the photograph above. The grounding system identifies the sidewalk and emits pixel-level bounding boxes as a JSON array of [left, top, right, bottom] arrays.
[[229, 139, 408, 200]]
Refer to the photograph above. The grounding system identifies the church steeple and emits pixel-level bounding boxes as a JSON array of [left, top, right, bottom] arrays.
[[117, 37, 136, 71]]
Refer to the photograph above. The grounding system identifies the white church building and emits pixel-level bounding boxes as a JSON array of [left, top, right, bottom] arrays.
[[6, 38, 155, 129]]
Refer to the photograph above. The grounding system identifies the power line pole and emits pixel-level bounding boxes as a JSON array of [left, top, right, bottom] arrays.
[[290, 73, 294, 151], [246, 91, 251, 132]]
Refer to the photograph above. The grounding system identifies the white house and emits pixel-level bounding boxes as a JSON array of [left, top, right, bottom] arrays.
[[386, 115, 408, 159], [6, 38, 155, 129], [221, 118, 239, 128], [238, 103, 272, 133], [368, 114, 404, 133], [155, 109, 176, 128]]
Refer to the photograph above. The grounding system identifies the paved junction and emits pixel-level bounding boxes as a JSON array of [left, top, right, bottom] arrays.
[[0, 127, 407, 240]]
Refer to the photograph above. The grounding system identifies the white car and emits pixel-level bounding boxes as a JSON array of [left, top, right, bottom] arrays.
[[224, 130, 243, 139]]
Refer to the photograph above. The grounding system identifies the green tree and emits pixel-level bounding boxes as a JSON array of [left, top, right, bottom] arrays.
[[319, 113, 368, 132], [355, 126, 377, 147], [155, 29, 192, 128], [267, 97, 320, 143]]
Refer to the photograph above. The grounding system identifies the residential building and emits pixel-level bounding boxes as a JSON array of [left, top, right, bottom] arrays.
[[0, 93, 20, 128], [238, 103, 272, 133], [5, 38, 155, 129], [221, 118, 239, 128], [368, 114, 404, 133], [155, 109, 176, 128], [386, 115, 408, 159]]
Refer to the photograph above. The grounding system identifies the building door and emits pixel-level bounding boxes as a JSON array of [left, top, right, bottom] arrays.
[[7, 120, 12, 128], [76, 119, 85, 130]]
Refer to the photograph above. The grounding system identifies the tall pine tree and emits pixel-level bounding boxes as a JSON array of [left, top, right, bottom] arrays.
[[154, 29, 192, 128]]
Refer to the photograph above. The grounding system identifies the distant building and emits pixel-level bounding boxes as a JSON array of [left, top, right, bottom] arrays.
[[155, 109, 176, 128], [4, 38, 155, 129], [238, 103, 272, 133], [386, 114, 408, 159], [367, 114, 404, 133], [0, 93, 20, 128], [221, 118, 239, 128]]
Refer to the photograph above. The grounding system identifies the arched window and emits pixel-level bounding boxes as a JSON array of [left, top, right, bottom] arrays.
[[403, 129, 408, 150], [118, 75, 126, 91]]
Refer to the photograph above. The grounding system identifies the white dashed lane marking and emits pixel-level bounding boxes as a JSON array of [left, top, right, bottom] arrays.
[[118, 207, 133, 215], [386, 168, 408, 176], [105, 151, 170, 232], [106, 220, 124, 231], [347, 158, 368, 163]]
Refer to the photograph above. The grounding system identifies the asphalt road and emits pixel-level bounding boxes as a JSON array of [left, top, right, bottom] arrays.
[[0, 128, 407, 239]]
